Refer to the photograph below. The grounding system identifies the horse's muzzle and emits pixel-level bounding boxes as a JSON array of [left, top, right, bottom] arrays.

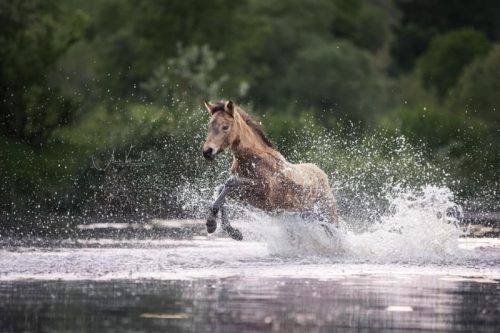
[[203, 147, 217, 160], [203, 148, 222, 160]]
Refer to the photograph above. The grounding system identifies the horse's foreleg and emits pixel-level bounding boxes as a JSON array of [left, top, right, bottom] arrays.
[[206, 176, 250, 239], [206, 184, 227, 233]]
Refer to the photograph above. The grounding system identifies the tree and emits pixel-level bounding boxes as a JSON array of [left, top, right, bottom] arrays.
[[391, 0, 500, 73], [449, 46, 500, 126], [0, 0, 86, 148], [86, 0, 240, 98], [141, 44, 231, 107], [227, 0, 388, 108], [330, 0, 389, 52], [284, 39, 383, 122], [416, 28, 491, 99]]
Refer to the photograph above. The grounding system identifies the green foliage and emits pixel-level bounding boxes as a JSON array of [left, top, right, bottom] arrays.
[[0, 0, 87, 148], [391, 0, 500, 73], [382, 104, 468, 151], [86, 0, 240, 97], [227, 0, 338, 106], [223, 0, 389, 108], [56, 104, 173, 148], [141, 44, 235, 107], [259, 109, 327, 156], [2, 0, 500, 219], [449, 46, 500, 125], [390, 24, 429, 73], [417, 28, 491, 99], [380, 105, 500, 208], [330, 0, 388, 51], [0, 136, 90, 212], [285, 39, 384, 121]]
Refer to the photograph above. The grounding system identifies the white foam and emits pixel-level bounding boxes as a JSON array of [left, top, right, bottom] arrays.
[[226, 185, 468, 263], [341, 185, 466, 262]]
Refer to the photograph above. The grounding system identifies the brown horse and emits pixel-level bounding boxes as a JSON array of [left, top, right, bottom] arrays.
[[202, 100, 338, 240]]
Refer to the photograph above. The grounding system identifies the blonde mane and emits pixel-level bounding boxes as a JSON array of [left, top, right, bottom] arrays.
[[236, 108, 274, 148]]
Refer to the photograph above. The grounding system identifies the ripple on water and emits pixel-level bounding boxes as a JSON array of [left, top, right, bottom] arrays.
[[0, 235, 499, 281], [1, 186, 499, 281]]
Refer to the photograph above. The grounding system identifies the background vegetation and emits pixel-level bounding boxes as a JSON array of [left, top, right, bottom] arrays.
[[1, 0, 499, 226]]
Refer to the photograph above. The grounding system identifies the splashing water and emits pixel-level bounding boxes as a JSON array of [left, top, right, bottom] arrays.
[[341, 185, 465, 262], [176, 119, 472, 264], [206, 185, 465, 264]]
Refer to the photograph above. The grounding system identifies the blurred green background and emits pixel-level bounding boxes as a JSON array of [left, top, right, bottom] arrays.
[[1, 0, 499, 226]]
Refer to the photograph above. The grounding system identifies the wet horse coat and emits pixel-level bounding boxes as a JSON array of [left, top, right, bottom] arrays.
[[202, 100, 337, 239]]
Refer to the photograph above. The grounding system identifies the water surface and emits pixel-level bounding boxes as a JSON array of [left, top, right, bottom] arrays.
[[0, 235, 499, 332]]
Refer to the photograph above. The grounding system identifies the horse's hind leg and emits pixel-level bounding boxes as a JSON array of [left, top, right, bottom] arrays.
[[314, 193, 338, 238], [320, 192, 338, 225], [220, 206, 243, 240]]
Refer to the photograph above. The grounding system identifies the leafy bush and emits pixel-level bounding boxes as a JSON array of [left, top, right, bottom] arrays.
[[381, 104, 468, 151], [391, 0, 500, 73], [141, 44, 230, 106], [284, 39, 384, 122], [417, 28, 491, 99], [259, 109, 328, 156], [331, 0, 388, 51], [0, 0, 87, 148], [448, 46, 500, 125], [379, 105, 500, 210], [0, 136, 91, 213]]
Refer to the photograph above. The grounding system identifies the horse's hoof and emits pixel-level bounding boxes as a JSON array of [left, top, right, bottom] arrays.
[[206, 216, 217, 234], [227, 227, 243, 241]]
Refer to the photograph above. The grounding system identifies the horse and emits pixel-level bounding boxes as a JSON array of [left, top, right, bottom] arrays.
[[202, 100, 338, 240]]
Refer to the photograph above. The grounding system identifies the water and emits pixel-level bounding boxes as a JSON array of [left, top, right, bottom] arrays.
[[2, 121, 499, 331], [1, 236, 499, 281], [2, 184, 500, 332], [2, 183, 500, 332], [0, 236, 499, 332], [1, 275, 500, 332]]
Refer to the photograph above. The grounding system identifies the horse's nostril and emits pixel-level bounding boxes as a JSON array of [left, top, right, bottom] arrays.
[[203, 148, 214, 159]]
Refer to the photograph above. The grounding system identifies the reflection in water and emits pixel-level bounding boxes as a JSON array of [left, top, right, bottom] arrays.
[[0, 276, 499, 332], [0, 232, 499, 332]]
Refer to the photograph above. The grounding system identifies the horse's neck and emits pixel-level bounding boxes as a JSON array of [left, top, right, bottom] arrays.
[[230, 119, 283, 174], [231, 148, 280, 176]]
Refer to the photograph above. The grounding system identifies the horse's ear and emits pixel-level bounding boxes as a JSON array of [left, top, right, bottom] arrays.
[[204, 100, 214, 115], [224, 100, 234, 116]]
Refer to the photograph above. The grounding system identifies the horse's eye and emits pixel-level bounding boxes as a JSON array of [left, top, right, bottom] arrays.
[[222, 125, 230, 131]]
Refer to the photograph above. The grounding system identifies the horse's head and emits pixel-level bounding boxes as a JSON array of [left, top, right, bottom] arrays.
[[202, 100, 237, 160]]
